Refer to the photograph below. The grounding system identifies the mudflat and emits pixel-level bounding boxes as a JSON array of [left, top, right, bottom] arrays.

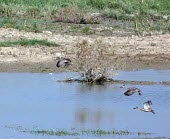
[[0, 28, 170, 72]]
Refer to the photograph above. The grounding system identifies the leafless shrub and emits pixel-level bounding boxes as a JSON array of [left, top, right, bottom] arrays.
[[74, 39, 125, 83]]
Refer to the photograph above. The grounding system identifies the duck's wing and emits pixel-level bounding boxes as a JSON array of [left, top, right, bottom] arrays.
[[64, 58, 71, 62], [63, 59, 72, 66], [127, 87, 141, 92], [56, 60, 62, 67], [56, 59, 71, 67], [62, 59, 70, 64], [124, 89, 135, 96]]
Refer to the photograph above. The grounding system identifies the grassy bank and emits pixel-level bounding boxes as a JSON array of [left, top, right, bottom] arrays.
[[1, 0, 169, 17], [1, 0, 170, 15], [0, 0, 170, 34], [0, 39, 59, 47]]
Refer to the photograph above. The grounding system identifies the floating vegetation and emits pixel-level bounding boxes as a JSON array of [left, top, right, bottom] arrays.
[[23, 128, 132, 136], [138, 131, 152, 136], [23, 129, 170, 139], [4, 126, 169, 139], [81, 129, 130, 136], [28, 129, 80, 136]]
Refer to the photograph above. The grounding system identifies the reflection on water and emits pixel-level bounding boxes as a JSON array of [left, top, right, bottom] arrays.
[[0, 70, 170, 138], [74, 108, 115, 128], [76, 83, 108, 93]]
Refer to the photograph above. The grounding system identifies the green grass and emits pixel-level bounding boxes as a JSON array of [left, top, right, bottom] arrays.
[[81, 26, 95, 35], [0, 0, 170, 13], [0, 0, 170, 19], [0, 39, 59, 47], [0, 18, 48, 32], [0, 0, 170, 34]]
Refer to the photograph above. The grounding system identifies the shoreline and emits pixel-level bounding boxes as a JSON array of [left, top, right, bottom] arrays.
[[0, 28, 170, 72]]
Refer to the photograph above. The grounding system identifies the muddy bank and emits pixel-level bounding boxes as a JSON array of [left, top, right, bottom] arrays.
[[0, 28, 170, 72], [0, 55, 170, 73]]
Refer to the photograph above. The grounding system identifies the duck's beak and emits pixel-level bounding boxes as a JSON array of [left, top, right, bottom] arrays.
[[139, 92, 142, 95]]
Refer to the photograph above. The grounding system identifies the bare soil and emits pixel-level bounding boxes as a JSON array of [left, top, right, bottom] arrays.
[[0, 28, 170, 72]]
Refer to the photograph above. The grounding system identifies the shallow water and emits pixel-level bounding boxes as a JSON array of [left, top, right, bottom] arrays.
[[0, 70, 170, 139], [118, 69, 170, 82]]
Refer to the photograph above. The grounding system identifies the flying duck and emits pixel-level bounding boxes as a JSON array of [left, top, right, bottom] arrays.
[[124, 87, 142, 96], [133, 100, 155, 114], [56, 58, 71, 68]]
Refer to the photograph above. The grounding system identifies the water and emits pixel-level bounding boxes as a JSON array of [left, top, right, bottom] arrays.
[[0, 70, 170, 139], [118, 69, 170, 82]]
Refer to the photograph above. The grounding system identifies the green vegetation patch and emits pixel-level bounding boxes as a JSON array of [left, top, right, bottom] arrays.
[[0, 0, 170, 34], [24, 129, 132, 136], [81, 129, 131, 136], [26, 129, 170, 139], [0, 39, 59, 47], [5, 126, 169, 139], [0, 0, 170, 18], [29, 129, 80, 136], [0, 18, 48, 32]]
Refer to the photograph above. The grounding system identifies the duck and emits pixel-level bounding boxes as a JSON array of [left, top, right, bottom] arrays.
[[133, 100, 155, 114], [56, 57, 71, 68], [124, 87, 142, 96]]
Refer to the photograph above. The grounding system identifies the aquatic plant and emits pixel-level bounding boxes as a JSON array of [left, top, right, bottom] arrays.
[[23, 128, 132, 136], [30, 129, 80, 136], [5, 126, 169, 139]]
